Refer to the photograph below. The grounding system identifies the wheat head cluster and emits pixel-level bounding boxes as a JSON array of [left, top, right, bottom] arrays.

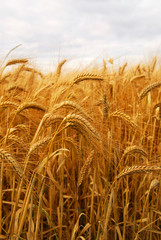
[[0, 51, 161, 240]]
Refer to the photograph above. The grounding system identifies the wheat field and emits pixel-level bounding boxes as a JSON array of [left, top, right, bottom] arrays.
[[0, 52, 161, 240]]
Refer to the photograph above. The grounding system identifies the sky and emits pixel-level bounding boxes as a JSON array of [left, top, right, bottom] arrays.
[[0, 0, 161, 71]]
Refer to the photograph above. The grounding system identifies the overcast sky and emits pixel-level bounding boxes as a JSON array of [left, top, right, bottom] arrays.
[[1, 0, 161, 71]]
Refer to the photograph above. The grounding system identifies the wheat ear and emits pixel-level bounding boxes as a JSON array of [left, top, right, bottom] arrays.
[[55, 59, 67, 79], [0, 101, 18, 109], [28, 136, 52, 156], [16, 102, 47, 114], [78, 150, 94, 187], [0, 148, 23, 177], [119, 62, 127, 75], [103, 59, 107, 73], [153, 102, 161, 118], [151, 56, 157, 72], [139, 81, 161, 101], [0, 73, 11, 83], [135, 64, 142, 74], [122, 145, 148, 159], [43, 115, 64, 128], [109, 110, 137, 129], [52, 100, 91, 120], [64, 113, 101, 141], [73, 73, 103, 84], [103, 94, 110, 118], [130, 74, 145, 83], [116, 165, 161, 180], [5, 58, 28, 67], [22, 66, 43, 78]]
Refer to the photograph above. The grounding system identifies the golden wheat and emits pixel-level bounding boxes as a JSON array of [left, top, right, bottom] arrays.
[[1, 54, 161, 239]]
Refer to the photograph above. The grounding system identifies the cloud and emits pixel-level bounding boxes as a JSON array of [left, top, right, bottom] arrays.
[[0, 0, 161, 70]]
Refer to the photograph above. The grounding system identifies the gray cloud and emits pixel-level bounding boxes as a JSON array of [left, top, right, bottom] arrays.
[[0, 0, 161, 70]]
